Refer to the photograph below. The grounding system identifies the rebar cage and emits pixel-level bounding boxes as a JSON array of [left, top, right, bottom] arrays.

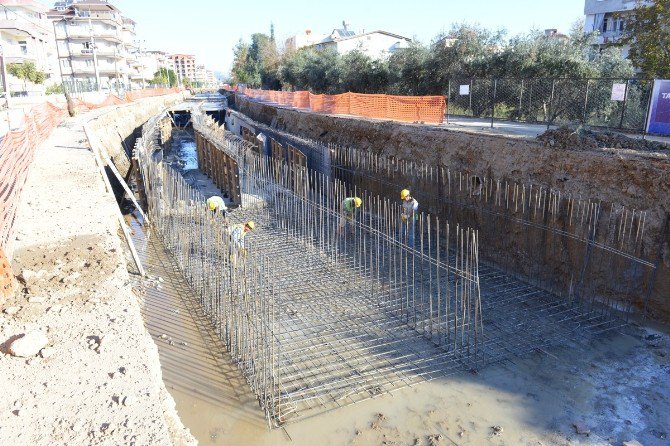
[[135, 111, 484, 427]]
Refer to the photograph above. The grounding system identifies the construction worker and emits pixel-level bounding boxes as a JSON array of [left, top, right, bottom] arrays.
[[206, 196, 228, 216], [400, 189, 418, 246], [229, 220, 255, 261], [338, 196, 362, 235]]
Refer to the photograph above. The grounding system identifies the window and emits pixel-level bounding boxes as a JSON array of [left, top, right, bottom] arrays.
[[602, 13, 625, 33], [62, 59, 71, 69], [18, 41, 27, 55]]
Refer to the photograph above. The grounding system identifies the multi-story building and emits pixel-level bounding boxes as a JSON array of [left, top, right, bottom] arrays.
[[47, 0, 144, 92], [287, 24, 411, 59], [0, 0, 60, 95], [169, 54, 196, 84], [583, 0, 652, 57], [139, 50, 170, 84], [194, 66, 217, 88]]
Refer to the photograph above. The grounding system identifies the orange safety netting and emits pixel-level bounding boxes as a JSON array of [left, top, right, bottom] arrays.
[[0, 247, 14, 299], [237, 88, 446, 124], [0, 87, 183, 254]]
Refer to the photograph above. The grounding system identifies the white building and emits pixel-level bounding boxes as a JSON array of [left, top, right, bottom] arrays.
[[286, 25, 411, 59], [317, 28, 411, 59], [0, 0, 59, 95], [48, 0, 146, 92], [285, 29, 327, 51], [583, 0, 652, 57], [139, 50, 170, 84]]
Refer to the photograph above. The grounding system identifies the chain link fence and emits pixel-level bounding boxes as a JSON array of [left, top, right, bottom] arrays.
[[446, 78, 653, 132]]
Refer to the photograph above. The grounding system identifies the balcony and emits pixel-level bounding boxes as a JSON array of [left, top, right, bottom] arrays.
[[63, 28, 122, 42], [594, 30, 625, 45], [71, 48, 122, 58], [0, 17, 51, 40]]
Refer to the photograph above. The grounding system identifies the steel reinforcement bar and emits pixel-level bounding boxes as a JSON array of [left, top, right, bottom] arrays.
[[135, 110, 483, 426]]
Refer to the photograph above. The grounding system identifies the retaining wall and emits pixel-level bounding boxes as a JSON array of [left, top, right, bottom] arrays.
[[88, 93, 185, 175]]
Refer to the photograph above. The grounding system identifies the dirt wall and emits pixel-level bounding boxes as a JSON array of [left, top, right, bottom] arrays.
[[235, 95, 670, 323]]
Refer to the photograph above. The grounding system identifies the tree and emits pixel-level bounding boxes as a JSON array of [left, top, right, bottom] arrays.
[[618, 0, 670, 78], [387, 43, 432, 95], [231, 39, 259, 86], [339, 50, 389, 93], [150, 67, 177, 87], [7, 61, 47, 91]]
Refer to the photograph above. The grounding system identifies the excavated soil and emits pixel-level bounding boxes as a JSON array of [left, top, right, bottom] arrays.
[[538, 126, 670, 153]]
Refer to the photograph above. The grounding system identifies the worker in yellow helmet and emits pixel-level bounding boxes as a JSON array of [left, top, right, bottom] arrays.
[[400, 189, 418, 246], [228, 221, 255, 261], [338, 196, 362, 235], [206, 196, 228, 216]]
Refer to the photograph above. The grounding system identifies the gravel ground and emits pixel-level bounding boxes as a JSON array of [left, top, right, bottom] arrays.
[[0, 110, 195, 445]]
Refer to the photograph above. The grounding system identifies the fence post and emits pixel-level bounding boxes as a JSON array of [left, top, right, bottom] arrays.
[[582, 79, 590, 124], [446, 80, 450, 124], [518, 79, 524, 120], [547, 79, 556, 130], [618, 79, 629, 129], [469, 79, 473, 115], [642, 80, 654, 139], [491, 79, 497, 129]]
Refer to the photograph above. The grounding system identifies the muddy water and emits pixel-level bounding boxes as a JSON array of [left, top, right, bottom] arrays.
[[165, 128, 198, 172]]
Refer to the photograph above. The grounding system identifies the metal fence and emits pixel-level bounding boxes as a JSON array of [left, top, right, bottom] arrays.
[[446, 78, 653, 132], [61, 80, 172, 97]]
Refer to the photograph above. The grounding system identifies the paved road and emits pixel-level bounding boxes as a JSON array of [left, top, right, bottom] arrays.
[[442, 115, 670, 145]]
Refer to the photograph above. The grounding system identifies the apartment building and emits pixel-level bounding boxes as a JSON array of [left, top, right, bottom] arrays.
[[48, 0, 148, 92], [169, 53, 196, 83], [584, 0, 652, 56], [0, 0, 59, 94], [138, 50, 170, 83]]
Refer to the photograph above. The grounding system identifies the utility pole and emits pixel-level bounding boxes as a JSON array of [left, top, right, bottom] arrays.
[[114, 44, 120, 95], [88, 15, 101, 91], [0, 44, 11, 109], [52, 19, 65, 95], [135, 39, 146, 89]]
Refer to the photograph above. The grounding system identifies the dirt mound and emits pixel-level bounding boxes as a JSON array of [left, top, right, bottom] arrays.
[[537, 126, 669, 152]]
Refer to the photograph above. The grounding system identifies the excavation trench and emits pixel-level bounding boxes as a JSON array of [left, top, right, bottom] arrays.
[[129, 106, 620, 426], [105, 102, 670, 445]]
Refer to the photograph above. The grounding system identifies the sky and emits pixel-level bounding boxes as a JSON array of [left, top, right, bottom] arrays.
[[38, 0, 587, 75]]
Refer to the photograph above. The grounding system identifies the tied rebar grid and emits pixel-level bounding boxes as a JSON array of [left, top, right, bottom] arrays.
[[135, 112, 484, 427], [217, 107, 655, 364], [326, 144, 660, 351]]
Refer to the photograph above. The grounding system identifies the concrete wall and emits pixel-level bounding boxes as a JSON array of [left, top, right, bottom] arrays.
[[87, 92, 185, 175], [234, 94, 670, 323]]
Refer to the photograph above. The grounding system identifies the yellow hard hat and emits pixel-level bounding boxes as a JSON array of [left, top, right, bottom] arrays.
[[354, 197, 362, 208], [400, 189, 410, 200], [245, 221, 256, 230]]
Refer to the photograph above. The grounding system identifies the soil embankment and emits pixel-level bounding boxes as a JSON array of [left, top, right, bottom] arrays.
[[0, 96, 195, 445]]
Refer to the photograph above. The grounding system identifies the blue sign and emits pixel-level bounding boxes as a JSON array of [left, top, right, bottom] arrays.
[[646, 79, 670, 135]]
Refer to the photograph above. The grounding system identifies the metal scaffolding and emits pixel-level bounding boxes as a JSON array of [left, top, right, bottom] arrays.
[[135, 112, 484, 427]]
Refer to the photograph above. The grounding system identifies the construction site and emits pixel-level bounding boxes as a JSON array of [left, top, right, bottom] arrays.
[[1, 89, 669, 446]]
